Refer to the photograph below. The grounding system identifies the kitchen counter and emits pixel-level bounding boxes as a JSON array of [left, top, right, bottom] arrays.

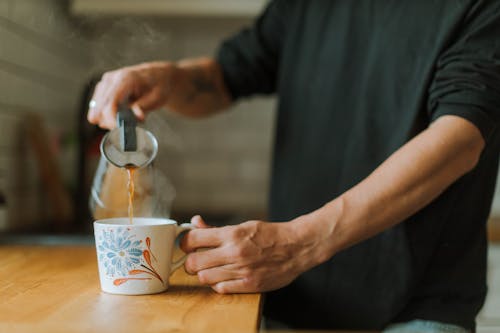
[[0, 245, 262, 333]]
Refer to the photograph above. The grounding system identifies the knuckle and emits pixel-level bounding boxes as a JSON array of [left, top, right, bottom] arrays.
[[118, 69, 132, 79], [247, 220, 260, 227], [233, 245, 247, 258], [226, 226, 237, 239], [93, 80, 103, 92], [248, 220, 264, 233], [185, 255, 198, 273], [112, 71, 125, 82], [240, 267, 252, 278], [102, 72, 113, 81], [244, 276, 260, 291], [105, 69, 128, 82], [230, 226, 246, 241]]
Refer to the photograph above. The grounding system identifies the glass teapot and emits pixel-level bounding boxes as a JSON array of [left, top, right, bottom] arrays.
[[89, 107, 173, 220]]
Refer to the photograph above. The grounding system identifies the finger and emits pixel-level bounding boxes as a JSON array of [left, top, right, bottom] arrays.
[[88, 95, 114, 129], [87, 106, 98, 125], [180, 228, 222, 253], [197, 265, 242, 285], [191, 215, 211, 229], [110, 77, 136, 112], [184, 247, 234, 274], [100, 111, 117, 130], [87, 80, 104, 124], [131, 104, 145, 121], [99, 87, 119, 129], [94, 76, 116, 128], [212, 279, 250, 294], [134, 90, 163, 113], [99, 74, 132, 129]]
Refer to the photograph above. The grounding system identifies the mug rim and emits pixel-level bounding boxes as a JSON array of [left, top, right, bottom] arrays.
[[94, 217, 177, 227]]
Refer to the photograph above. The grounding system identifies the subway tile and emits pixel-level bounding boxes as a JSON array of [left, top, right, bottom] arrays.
[[0, 27, 86, 79], [0, 1, 8, 18]]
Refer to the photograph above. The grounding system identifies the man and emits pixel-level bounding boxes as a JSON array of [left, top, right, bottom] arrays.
[[88, 1, 500, 331]]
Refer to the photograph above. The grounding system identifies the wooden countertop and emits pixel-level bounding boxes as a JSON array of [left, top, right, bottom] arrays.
[[0, 245, 262, 333]]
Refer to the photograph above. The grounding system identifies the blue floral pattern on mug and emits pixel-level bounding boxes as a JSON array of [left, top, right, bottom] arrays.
[[96, 227, 164, 286], [97, 227, 142, 276]]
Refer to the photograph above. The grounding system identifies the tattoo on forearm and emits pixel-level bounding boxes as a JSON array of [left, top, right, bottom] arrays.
[[185, 68, 217, 103]]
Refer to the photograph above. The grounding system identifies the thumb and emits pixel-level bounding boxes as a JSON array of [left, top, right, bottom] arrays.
[[131, 103, 145, 121], [191, 215, 211, 229]]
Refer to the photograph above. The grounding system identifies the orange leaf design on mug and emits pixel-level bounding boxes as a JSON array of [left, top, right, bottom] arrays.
[[129, 269, 150, 275], [146, 237, 158, 262], [113, 277, 152, 286], [143, 249, 152, 267], [142, 250, 164, 284]]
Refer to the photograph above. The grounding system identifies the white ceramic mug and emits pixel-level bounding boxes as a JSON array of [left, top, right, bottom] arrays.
[[94, 217, 193, 295]]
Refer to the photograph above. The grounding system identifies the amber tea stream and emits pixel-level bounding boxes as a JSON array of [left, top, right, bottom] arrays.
[[126, 165, 137, 224]]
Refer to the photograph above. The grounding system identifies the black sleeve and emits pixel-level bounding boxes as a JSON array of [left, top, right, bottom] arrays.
[[216, 0, 290, 100], [427, 0, 500, 143]]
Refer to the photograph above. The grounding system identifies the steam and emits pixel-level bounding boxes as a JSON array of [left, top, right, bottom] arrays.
[[91, 160, 176, 219], [82, 17, 181, 219], [85, 17, 173, 71], [144, 112, 184, 151]]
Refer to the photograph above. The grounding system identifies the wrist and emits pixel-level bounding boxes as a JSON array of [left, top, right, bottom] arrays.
[[289, 199, 344, 270]]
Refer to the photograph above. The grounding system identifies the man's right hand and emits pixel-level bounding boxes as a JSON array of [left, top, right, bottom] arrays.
[[87, 58, 231, 129], [87, 61, 177, 129]]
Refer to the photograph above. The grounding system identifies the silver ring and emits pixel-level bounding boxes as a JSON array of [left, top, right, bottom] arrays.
[[89, 100, 97, 109]]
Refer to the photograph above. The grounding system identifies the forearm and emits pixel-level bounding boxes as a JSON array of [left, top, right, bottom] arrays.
[[168, 57, 232, 117], [294, 115, 485, 267]]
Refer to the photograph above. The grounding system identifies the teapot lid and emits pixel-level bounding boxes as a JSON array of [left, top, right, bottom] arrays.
[[100, 108, 158, 168], [101, 127, 157, 168]]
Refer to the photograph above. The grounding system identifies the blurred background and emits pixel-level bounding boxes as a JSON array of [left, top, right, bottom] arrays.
[[0, 0, 499, 330], [0, 0, 275, 234]]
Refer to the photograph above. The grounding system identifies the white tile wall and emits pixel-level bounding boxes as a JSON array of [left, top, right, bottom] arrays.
[[0, 0, 92, 229]]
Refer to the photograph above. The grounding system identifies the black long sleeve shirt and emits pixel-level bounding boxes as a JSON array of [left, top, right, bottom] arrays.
[[216, 0, 500, 330]]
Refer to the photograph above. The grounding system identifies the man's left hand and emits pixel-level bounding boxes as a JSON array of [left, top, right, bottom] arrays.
[[180, 215, 323, 294]]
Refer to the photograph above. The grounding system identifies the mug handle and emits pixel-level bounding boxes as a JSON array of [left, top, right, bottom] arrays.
[[170, 223, 195, 275]]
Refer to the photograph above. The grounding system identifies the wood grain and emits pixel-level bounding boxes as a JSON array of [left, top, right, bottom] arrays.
[[0, 246, 261, 333]]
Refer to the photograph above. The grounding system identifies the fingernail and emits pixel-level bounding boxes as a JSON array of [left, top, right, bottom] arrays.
[[191, 215, 201, 223]]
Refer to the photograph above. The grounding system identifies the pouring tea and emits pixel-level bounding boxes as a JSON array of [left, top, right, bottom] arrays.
[[92, 104, 159, 224]]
